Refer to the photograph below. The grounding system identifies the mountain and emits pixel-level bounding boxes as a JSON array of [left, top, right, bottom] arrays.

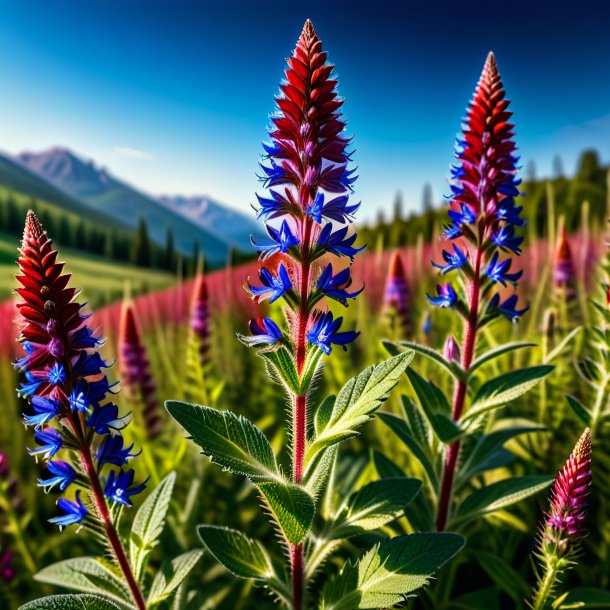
[[15, 148, 232, 265], [157, 195, 265, 249], [0, 151, 126, 228]]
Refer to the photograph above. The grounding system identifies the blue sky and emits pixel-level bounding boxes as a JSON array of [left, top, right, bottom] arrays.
[[0, 0, 608, 220]]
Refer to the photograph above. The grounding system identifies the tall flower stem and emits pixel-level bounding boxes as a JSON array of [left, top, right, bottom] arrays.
[[436, 247, 483, 531]]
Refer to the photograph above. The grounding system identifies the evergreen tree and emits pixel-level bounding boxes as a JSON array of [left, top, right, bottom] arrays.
[[422, 182, 434, 213], [57, 216, 72, 246], [393, 191, 403, 223], [75, 219, 87, 250], [553, 154, 565, 179], [132, 217, 152, 267], [165, 228, 176, 270]]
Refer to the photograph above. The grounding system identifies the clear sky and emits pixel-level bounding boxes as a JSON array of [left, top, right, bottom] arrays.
[[0, 0, 608, 221]]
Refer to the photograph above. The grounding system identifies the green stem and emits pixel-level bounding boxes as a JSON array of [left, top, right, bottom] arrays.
[[531, 559, 559, 610], [4, 500, 37, 575]]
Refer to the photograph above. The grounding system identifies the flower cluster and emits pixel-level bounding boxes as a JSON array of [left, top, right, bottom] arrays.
[[119, 301, 162, 439], [190, 274, 211, 361], [383, 251, 412, 336], [554, 227, 576, 298], [15, 212, 146, 529], [427, 52, 527, 325], [243, 19, 362, 360]]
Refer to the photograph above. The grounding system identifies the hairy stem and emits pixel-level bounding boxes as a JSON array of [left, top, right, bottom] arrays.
[[531, 559, 559, 610], [436, 247, 483, 531]]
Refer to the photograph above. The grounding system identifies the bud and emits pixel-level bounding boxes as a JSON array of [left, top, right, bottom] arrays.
[[443, 335, 461, 363]]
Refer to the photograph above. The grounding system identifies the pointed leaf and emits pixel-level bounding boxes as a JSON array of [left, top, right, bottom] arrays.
[[384, 340, 465, 380], [257, 481, 315, 545], [20, 595, 122, 610], [166, 401, 279, 480], [130, 471, 176, 583], [198, 526, 273, 581], [331, 478, 421, 538], [320, 533, 464, 609], [464, 366, 553, 421], [566, 395, 591, 426], [452, 476, 553, 527], [148, 550, 204, 606], [468, 342, 537, 376], [261, 347, 300, 393], [305, 352, 414, 466]]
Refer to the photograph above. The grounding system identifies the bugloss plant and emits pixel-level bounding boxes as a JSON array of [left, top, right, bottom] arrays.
[[15, 212, 201, 610], [529, 429, 591, 610], [167, 19, 463, 610], [381, 52, 554, 535], [382, 251, 412, 338]]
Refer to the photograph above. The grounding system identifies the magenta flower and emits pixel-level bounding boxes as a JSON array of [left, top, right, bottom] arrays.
[[190, 274, 211, 358], [383, 251, 411, 336], [554, 227, 576, 299]]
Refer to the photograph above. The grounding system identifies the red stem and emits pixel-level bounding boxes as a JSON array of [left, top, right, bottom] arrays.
[[435, 247, 483, 532]]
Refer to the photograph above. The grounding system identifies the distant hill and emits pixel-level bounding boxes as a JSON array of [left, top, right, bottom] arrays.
[[157, 194, 265, 250], [15, 148, 232, 265]]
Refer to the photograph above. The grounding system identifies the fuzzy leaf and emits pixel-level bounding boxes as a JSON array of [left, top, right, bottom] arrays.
[[261, 347, 300, 393], [464, 366, 553, 421], [468, 342, 537, 376], [305, 352, 414, 466], [20, 595, 122, 610], [452, 476, 553, 527], [130, 471, 176, 583], [166, 401, 279, 480], [148, 550, 204, 606], [257, 481, 315, 544], [319, 533, 464, 609], [198, 525, 274, 580], [384, 340, 465, 380], [331, 478, 422, 538], [34, 559, 133, 609]]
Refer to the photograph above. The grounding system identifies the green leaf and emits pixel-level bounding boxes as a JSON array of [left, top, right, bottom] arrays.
[[305, 352, 414, 466], [148, 550, 204, 606], [166, 401, 279, 480], [299, 346, 325, 393], [260, 347, 300, 393], [130, 471, 176, 583], [198, 525, 274, 581], [456, 424, 546, 488], [464, 366, 553, 421], [34, 558, 133, 609], [331, 478, 422, 538], [544, 327, 582, 364], [257, 481, 315, 545], [20, 595, 122, 610], [468, 342, 537, 376], [378, 412, 439, 490], [320, 533, 464, 609], [474, 551, 530, 601], [452, 476, 553, 527], [560, 587, 610, 608], [384, 340, 465, 380], [566, 395, 591, 426]]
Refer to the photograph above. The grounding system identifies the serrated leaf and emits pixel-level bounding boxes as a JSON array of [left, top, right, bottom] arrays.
[[261, 347, 300, 393], [320, 533, 464, 609], [378, 412, 439, 490], [34, 558, 134, 609], [130, 471, 176, 583], [452, 476, 553, 527], [464, 366, 553, 421], [20, 595, 122, 610], [148, 550, 203, 606], [305, 353, 414, 466], [384, 340, 465, 380], [331, 478, 422, 538], [468, 342, 537, 376], [257, 481, 315, 544], [198, 526, 273, 580], [166, 401, 279, 480]]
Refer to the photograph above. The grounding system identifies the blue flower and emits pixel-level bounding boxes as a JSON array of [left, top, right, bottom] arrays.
[[28, 428, 63, 460], [317, 224, 365, 259], [432, 245, 468, 275], [18, 372, 43, 397], [47, 363, 66, 385], [251, 220, 299, 259], [70, 326, 101, 350], [496, 198, 525, 227], [242, 317, 283, 348], [487, 293, 528, 322], [248, 264, 292, 304], [49, 491, 88, 528], [69, 378, 114, 413], [317, 264, 363, 306], [255, 191, 289, 221], [486, 252, 523, 286], [38, 461, 76, 492], [104, 469, 148, 507], [88, 404, 130, 435], [23, 396, 61, 429], [492, 225, 523, 255], [426, 283, 458, 308], [97, 435, 140, 467], [422, 312, 432, 336], [307, 311, 359, 355], [71, 352, 109, 378], [259, 161, 288, 188], [306, 193, 360, 224]]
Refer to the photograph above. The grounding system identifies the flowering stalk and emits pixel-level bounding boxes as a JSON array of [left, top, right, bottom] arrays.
[[15, 212, 147, 610], [383, 251, 412, 337], [554, 226, 576, 301], [429, 53, 526, 531], [119, 300, 162, 438], [530, 429, 592, 610], [243, 19, 361, 608]]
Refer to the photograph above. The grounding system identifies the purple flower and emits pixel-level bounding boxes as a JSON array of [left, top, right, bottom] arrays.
[[241, 317, 283, 348]]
